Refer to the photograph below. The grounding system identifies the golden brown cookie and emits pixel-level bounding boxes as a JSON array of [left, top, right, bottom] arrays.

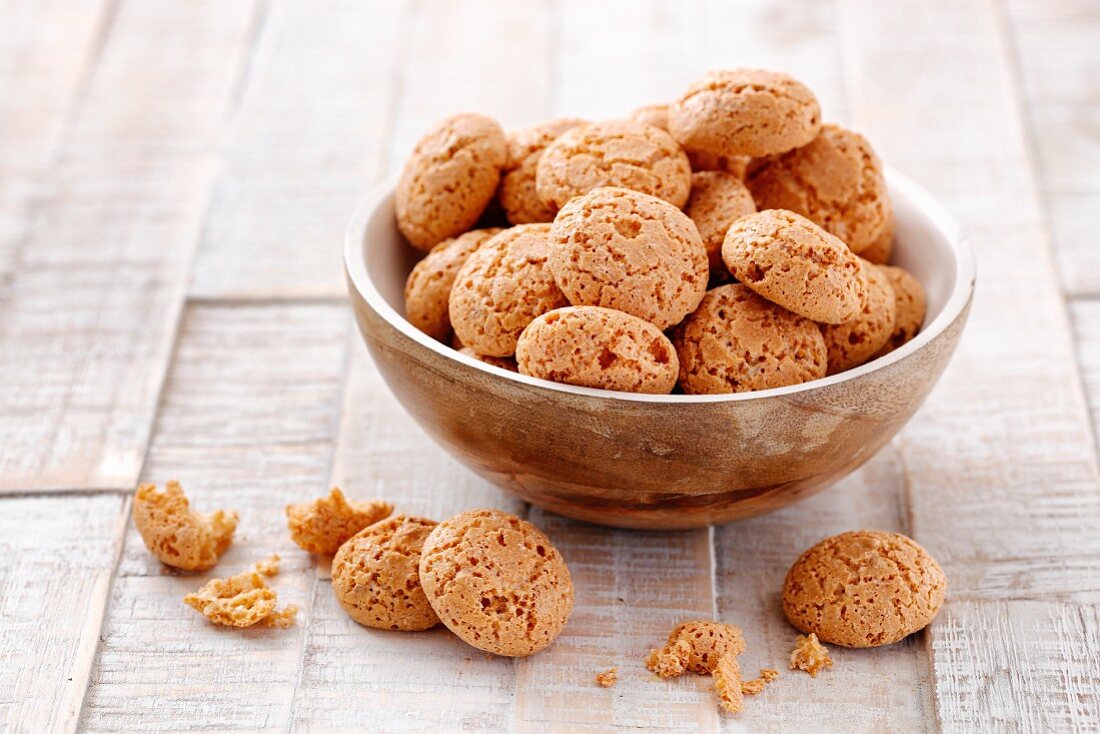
[[536, 120, 692, 210], [789, 633, 832, 676], [629, 103, 671, 130], [669, 69, 821, 158], [285, 487, 393, 555], [673, 284, 828, 394], [458, 346, 518, 371], [874, 265, 926, 356], [419, 509, 573, 657], [820, 262, 897, 374], [516, 307, 679, 394], [132, 481, 237, 572], [448, 224, 569, 357], [684, 171, 756, 279], [500, 118, 587, 224], [722, 209, 868, 324], [184, 554, 297, 628], [747, 124, 892, 254], [645, 621, 747, 714], [404, 228, 502, 341], [782, 530, 947, 648], [396, 113, 507, 250], [548, 187, 707, 330], [631, 104, 750, 176], [861, 212, 895, 265], [331, 515, 440, 632]]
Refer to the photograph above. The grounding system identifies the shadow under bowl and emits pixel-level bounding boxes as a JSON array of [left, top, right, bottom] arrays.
[[345, 171, 974, 529]]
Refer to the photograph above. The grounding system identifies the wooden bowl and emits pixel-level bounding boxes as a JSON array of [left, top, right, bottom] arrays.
[[345, 172, 974, 529]]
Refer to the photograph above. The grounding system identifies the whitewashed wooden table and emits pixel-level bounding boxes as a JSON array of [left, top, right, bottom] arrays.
[[1, 0, 1098, 731]]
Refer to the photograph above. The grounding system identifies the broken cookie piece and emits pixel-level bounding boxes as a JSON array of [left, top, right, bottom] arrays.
[[645, 621, 748, 714], [184, 554, 297, 628], [595, 668, 618, 688], [741, 668, 779, 695], [285, 486, 393, 554], [132, 481, 237, 571], [790, 633, 832, 677]]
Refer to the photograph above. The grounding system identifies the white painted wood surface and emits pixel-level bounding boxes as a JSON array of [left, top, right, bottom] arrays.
[[1, 0, 1099, 731]]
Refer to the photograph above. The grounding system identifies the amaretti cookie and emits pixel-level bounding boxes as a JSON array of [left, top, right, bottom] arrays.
[[645, 621, 747, 714], [747, 124, 892, 254], [684, 171, 756, 279], [332, 515, 440, 632], [548, 187, 707, 330], [673, 284, 828, 394], [669, 69, 821, 158], [404, 228, 502, 341], [184, 554, 297, 628], [285, 487, 393, 555], [861, 213, 895, 265], [782, 530, 947, 648], [418, 509, 573, 657], [536, 120, 692, 210], [874, 264, 926, 356], [500, 118, 587, 224], [630, 104, 749, 177], [449, 224, 568, 357], [820, 262, 897, 374], [396, 113, 507, 250], [132, 481, 237, 572], [722, 209, 868, 324], [516, 306, 679, 394]]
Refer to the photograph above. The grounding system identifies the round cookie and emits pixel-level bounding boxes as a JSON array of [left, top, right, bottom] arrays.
[[722, 209, 868, 324], [396, 113, 507, 250], [499, 118, 587, 224], [516, 306, 679, 394], [332, 515, 440, 632], [673, 284, 828, 394], [861, 213, 895, 265], [684, 171, 756, 279], [629, 103, 671, 131], [419, 509, 573, 657], [449, 224, 569, 357], [782, 530, 947, 648], [873, 265, 926, 357], [669, 69, 821, 158], [457, 346, 518, 372], [404, 228, 502, 341], [536, 120, 692, 211], [747, 124, 892, 254], [820, 261, 897, 374], [548, 187, 707, 330], [630, 103, 749, 177]]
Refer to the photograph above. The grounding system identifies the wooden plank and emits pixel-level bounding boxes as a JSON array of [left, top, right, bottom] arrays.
[[1003, 0, 1100, 296], [0, 0, 260, 493], [1072, 300, 1100, 455], [80, 303, 349, 732], [841, 0, 1100, 728], [188, 0, 404, 300], [0, 494, 128, 733]]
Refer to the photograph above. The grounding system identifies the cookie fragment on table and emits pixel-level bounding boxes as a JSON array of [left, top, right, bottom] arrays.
[[184, 554, 297, 628], [132, 481, 237, 572], [285, 486, 393, 555]]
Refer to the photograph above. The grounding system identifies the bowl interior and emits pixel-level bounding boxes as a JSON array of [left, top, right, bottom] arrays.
[[350, 170, 970, 398]]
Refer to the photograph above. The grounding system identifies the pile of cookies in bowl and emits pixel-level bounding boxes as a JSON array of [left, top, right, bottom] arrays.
[[399, 68, 924, 395]]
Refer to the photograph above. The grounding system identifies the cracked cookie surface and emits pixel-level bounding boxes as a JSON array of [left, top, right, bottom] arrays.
[[418, 509, 573, 657], [782, 530, 947, 648], [405, 228, 502, 341], [536, 120, 692, 210], [548, 187, 707, 330], [820, 261, 897, 374], [722, 209, 868, 324], [500, 118, 587, 224], [516, 306, 679, 394], [396, 113, 507, 250], [332, 515, 440, 632], [673, 284, 828, 394], [747, 124, 891, 254], [448, 224, 569, 357], [684, 171, 756, 280], [669, 69, 821, 158]]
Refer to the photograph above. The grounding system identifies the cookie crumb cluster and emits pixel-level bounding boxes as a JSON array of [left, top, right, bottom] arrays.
[[183, 554, 298, 628], [645, 621, 748, 714], [595, 668, 618, 688], [398, 68, 924, 395], [789, 633, 832, 677], [741, 668, 780, 695]]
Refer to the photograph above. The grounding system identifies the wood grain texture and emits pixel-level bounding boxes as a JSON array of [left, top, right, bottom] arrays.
[[1072, 300, 1100, 456], [842, 0, 1100, 727], [0, 494, 128, 733], [189, 0, 404, 300], [0, 0, 259, 493], [1003, 0, 1100, 296], [80, 303, 348, 732]]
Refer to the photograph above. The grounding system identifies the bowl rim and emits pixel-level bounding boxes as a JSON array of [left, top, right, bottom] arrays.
[[345, 168, 975, 404]]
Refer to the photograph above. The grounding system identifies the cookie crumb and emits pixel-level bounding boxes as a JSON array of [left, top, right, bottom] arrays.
[[132, 481, 237, 571], [645, 621, 746, 714], [184, 554, 296, 628], [741, 668, 779, 695], [790, 633, 832, 677], [285, 486, 393, 555], [596, 668, 618, 688]]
